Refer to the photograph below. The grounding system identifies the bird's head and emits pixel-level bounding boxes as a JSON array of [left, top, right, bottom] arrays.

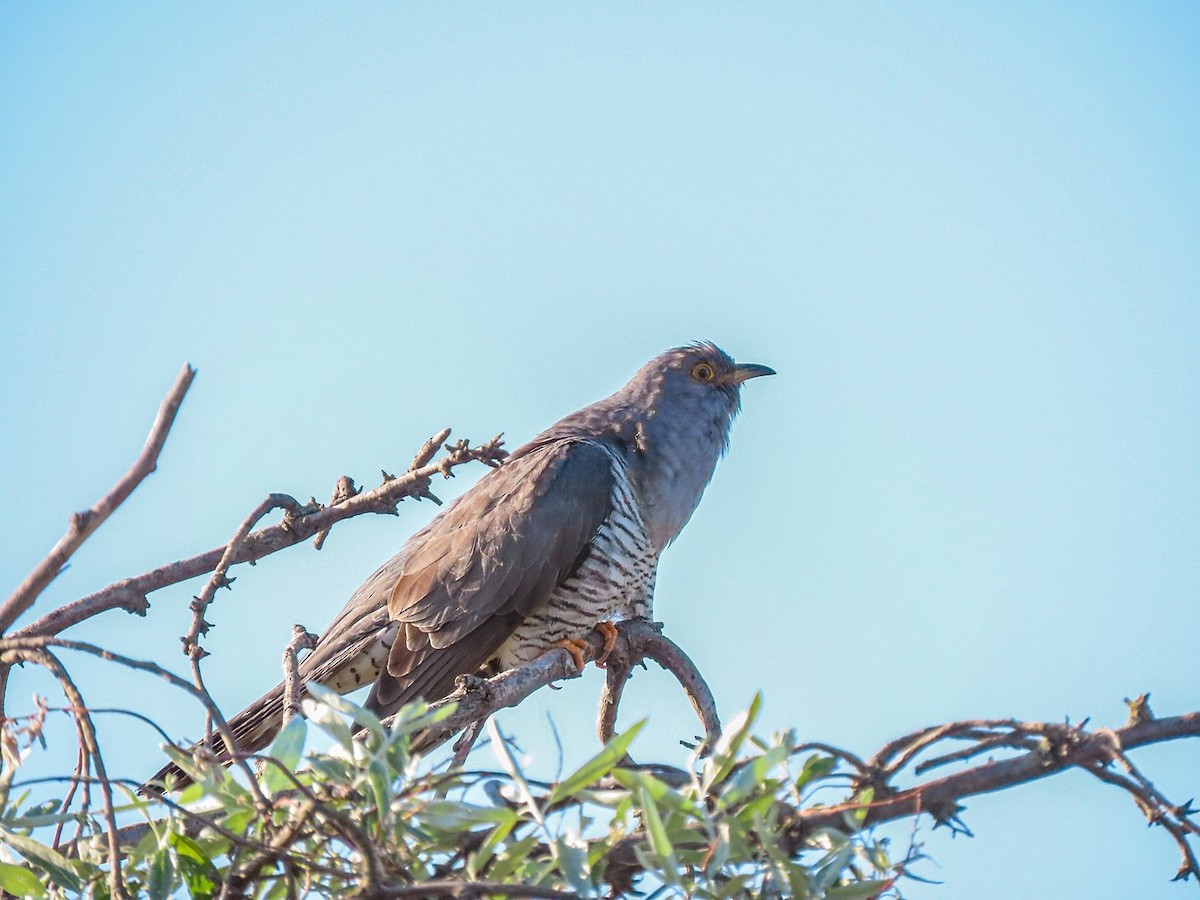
[[609, 342, 774, 547], [631, 341, 775, 430]]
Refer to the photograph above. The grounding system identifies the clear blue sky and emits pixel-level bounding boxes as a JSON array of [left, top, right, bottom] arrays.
[[2, 4, 1198, 896]]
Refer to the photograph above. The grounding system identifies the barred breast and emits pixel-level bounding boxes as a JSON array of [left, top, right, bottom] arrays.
[[496, 444, 658, 669]]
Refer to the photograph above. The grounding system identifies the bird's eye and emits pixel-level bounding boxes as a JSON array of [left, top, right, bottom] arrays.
[[691, 362, 715, 383]]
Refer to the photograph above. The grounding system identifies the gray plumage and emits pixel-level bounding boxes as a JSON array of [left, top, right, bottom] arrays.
[[148, 342, 773, 789]]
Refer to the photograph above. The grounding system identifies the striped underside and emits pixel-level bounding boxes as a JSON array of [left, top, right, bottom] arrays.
[[320, 443, 656, 693], [496, 445, 657, 669]]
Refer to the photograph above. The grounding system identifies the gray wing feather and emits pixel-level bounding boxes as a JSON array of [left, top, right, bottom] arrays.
[[144, 439, 614, 792], [365, 439, 614, 716]]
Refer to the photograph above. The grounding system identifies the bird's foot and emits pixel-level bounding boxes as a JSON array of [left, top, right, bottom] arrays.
[[552, 638, 591, 671], [593, 621, 619, 668]]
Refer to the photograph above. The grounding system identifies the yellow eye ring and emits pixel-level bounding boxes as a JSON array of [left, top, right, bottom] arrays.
[[691, 362, 715, 383]]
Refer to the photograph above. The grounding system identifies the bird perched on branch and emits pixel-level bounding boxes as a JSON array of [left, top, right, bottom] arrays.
[[148, 342, 773, 790]]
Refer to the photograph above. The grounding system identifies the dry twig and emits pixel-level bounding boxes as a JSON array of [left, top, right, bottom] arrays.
[[0, 362, 196, 634], [283, 625, 319, 726], [13, 431, 507, 642]]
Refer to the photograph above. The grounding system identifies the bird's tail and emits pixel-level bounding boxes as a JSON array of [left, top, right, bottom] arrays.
[[143, 682, 288, 795]]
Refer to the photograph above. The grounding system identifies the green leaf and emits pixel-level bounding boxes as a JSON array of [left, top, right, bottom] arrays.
[[388, 698, 457, 737], [306, 683, 385, 745], [485, 834, 539, 883], [636, 785, 678, 878], [301, 685, 357, 751], [465, 816, 519, 879], [171, 833, 219, 900], [220, 808, 256, 835], [304, 755, 352, 784], [262, 718, 306, 795], [2, 809, 79, 829], [715, 692, 761, 759], [177, 782, 206, 806], [702, 693, 762, 793], [851, 786, 875, 827], [147, 846, 175, 900], [611, 769, 696, 816], [795, 753, 837, 792], [487, 720, 544, 826], [0, 862, 46, 898], [420, 801, 515, 831], [551, 833, 592, 894], [549, 720, 645, 805], [0, 832, 81, 891], [733, 792, 776, 825], [367, 757, 392, 822], [812, 841, 854, 891], [722, 755, 771, 808]]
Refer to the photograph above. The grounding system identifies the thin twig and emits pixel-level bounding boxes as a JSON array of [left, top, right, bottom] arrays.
[[182, 494, 310, 662], [282, 625, 318, 726], [14, 648, 129, 899], [221, 797, 319, 897], [1086, 762, 1200, 882], [791, 742, 870, 776], [451, 717, 491, 770], [0, 633, 265, 805], [14, 432, 507, 641], [0, 363, 196, 633], [913, 730, 1040, 775], [313, 476, 361, 550]]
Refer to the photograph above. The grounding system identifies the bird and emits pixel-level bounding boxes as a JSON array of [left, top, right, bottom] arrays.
[[148, 342, 773, 790]]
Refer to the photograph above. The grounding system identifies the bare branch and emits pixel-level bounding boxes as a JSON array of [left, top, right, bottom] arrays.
[[221, 796, 319, 897], [451, 717, 490, 770], [391, 619, 721, 757], [0, 632, 266, 805], [0, 363, 196, 634], [13, 432, 507, 641], [313, 476, 361, 550], [182, 494, 310, 662], [793, 712, 1200, 837], [283, 625, 319, 726], [1087, 762, 1200, 882], [11, 648, 129, 899]]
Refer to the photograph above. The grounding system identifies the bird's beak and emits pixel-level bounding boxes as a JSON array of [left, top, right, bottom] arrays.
[[728, 362, 776, 385]]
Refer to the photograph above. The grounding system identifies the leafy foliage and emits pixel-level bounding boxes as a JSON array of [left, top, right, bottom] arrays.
[[0, 692, 895, 898]]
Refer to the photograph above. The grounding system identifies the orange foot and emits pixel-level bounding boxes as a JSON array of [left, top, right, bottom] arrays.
[[594, 621, 619, 668], [553, 637, 591, 671]]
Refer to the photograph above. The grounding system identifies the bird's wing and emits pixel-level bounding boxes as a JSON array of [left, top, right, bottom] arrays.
[[363, 439, 615, 716]]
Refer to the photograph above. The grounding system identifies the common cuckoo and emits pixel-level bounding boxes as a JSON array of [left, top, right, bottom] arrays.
[[149, 342, 772, 789]]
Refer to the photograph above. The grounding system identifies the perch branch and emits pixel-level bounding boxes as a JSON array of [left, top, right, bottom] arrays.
[[379, 619, 721, 757]]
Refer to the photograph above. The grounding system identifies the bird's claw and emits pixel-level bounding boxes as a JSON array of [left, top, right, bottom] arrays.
[[593, 621, 619, 668], [552, 638, 591, 671]]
